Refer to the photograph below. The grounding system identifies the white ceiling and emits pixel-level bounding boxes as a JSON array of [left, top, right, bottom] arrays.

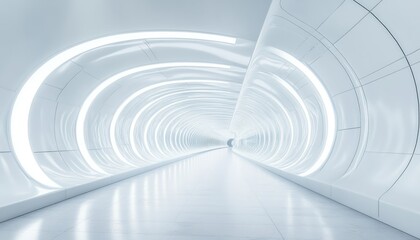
[[0, 0, 271, 91]]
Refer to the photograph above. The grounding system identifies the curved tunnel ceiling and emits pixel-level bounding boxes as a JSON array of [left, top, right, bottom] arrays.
[[2, 0, 420, 238], [18, 35, 248, 188]]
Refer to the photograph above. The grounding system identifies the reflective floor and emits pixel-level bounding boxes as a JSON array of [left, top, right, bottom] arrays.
[[0, 149, 416, 240]]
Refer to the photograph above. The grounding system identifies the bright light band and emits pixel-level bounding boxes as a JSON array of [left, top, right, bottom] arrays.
[[77, 62, 231, 173], [110, 79, 233, 166], [11, 32, 236, 187], [272, 49, 336, 176]]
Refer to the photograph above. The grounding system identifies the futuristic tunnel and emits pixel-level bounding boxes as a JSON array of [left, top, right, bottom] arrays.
[[1, 0, 420, 239]]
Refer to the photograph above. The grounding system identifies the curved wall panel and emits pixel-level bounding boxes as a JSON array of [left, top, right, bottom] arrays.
[[231, 0, 420, 238]]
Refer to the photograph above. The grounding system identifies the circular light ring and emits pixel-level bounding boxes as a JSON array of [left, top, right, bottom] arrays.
[[271, 49, 336, 176], [136, 99, 237, 160], [244, 88, 293, 164], [129, 89, 237, 160], [113, 83, 238, 163], [11, 32, 237, 187], [163, 112, 233, 154], [153, 99, 234, 157], [110, 79, 239, 167], [79, 63, 233, 172], [256, 72, 312, 171], [143, 99, 236, 154], [232, 97, 278, 157], [119, 84, 239, 162], [157, 106, 235, 156], [231, 94, 288, 157], [230, 110, 268, 153], [236, 64, 312, 169], [236, 115, 274, 158], [142, 98, 236, 160], [128, 87, 237, 159]]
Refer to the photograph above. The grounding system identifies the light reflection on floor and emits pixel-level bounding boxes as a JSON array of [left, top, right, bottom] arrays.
[[0, 149, 416, 240]]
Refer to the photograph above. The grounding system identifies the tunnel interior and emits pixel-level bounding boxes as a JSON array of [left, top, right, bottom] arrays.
[[1, 0, 420, 238]]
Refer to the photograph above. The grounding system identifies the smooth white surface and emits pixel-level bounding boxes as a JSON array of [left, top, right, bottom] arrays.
[[363, 68, 417, 154], [280, 0, 344, 29], [0, 149, 416, 240], [333, 90, 360, 130], [318, 0, 367, 44], [334, 13, 404, 78], [373, 0, 420, 54], [310, 51, 353, 96]]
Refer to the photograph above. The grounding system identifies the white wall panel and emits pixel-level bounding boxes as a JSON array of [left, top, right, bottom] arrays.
[[311, 51, 353, 96], [89, 149, 129, 170], [34, 152, 87, 186], [57, 71, 100, 106], [364, 68, 417, 154], [72, 42, 152, 79], [37, 84, 61, 102], [373, 0, 420, 54], [332, 152, 411, 217], [298, 84, 319, 99], [284, 68, 310, 89], [45, 61, 82, 89], [293, 37, 326, 64], [408, 50, 420, 67], [59, 151, 102, 177], [280, 0, 344, 29], [318, 0, 367, 43], [356, 0, 382, 10], [359, 57, 408, 85], [380, 155, 420, 237], [0, 153, 46, 206], [335, 14, 404, 78], [313, 129, 360, 181], [147, 39, 253, 66], [263, 17, 308, 54], [333, 90, 360, 130]]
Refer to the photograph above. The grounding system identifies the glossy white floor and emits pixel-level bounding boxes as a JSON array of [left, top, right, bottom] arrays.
[[0, 149, 417, 240]]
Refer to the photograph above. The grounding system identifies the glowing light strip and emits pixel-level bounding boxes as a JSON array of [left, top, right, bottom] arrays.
[[152, 92, 233, 158], [142, 98, 234, 160], [78, 62, 230, 171], [110, 79, 232, 166], [129, 89, 230, 160], [273, 49, 336, 176], [271, 75, 312, 170], [248, 87, 294, 164], [11, 32, 236, 187]]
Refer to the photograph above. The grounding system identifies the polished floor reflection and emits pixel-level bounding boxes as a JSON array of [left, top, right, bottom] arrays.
[[0, 149, 416, 240]]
